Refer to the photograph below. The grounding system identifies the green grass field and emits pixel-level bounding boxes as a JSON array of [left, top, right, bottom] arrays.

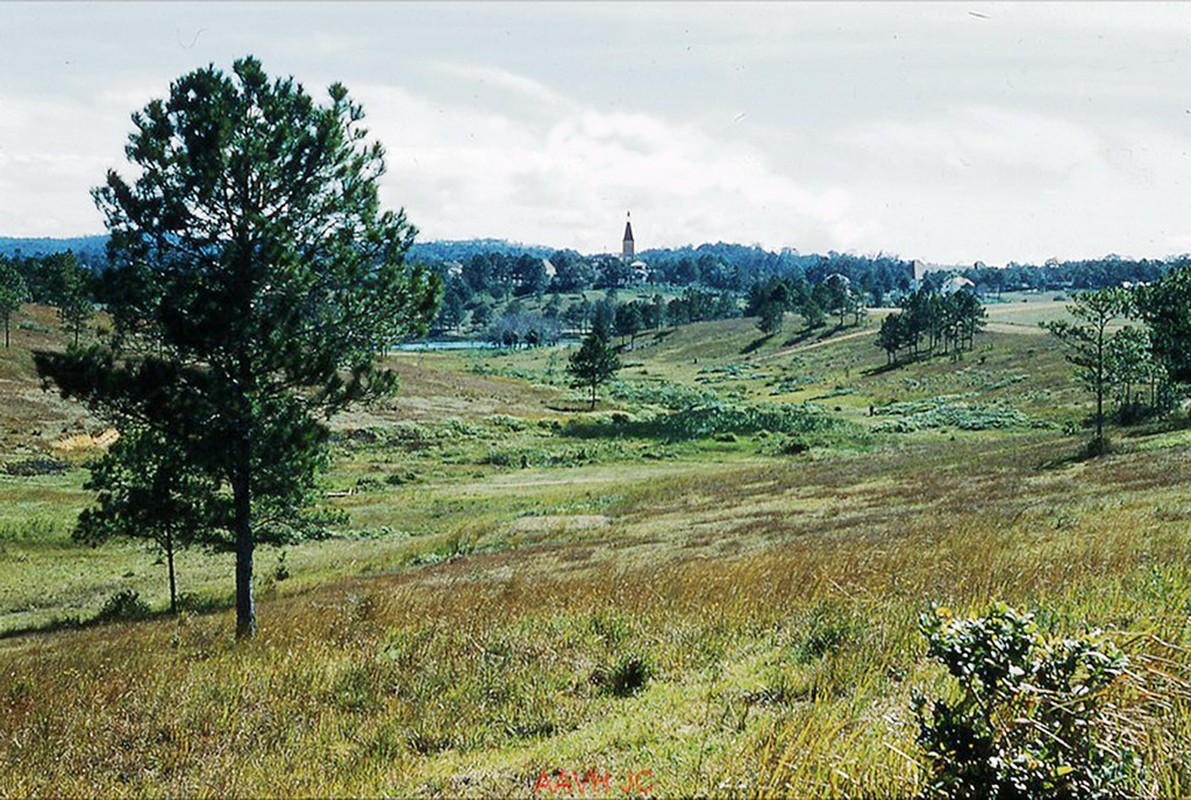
[[2, 301, 1190, 796]]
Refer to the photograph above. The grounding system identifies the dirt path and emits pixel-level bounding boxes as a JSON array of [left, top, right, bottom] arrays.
[[984, 321, 1048, 335], [752, 327, 876, 364], [984, 301, 1067, 317]]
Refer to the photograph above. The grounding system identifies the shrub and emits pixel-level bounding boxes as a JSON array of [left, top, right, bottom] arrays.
[[96, 589, 151, 622], [593, 652, 652, 698], [791, 601, 861, 663], [488, 414, 528, 431], [607, 379, 718, 409], [1, 458, 71, 477], [563, 400, 857, 444], [771, 437, 809, 455], [274, 550, 290, 582], [385, 470, 418, 485], [873, 401, 1035, 433], [912, 603, 1135, 799]]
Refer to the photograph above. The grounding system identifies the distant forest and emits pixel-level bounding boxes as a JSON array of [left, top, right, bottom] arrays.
[[2, 235, 1188, 343]]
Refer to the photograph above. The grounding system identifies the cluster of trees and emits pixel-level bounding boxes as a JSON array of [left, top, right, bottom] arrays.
[[421, 248, 914, 337], [746, 273, 866, 336], [958, 255, 1181, 295], [876, 289, 986, 365], [642, 245, 913, 300], [0, 250, 97, 348], [1043, 279, 1191, 442], [449, 287, 741, 349], [14, 235, 1191, 340], [483, 305, 563, 348]]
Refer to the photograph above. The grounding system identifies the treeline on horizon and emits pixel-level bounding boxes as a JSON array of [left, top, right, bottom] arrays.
[[2, 236, 1187, 340]]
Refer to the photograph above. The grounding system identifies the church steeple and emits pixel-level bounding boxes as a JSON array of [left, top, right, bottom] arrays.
[[622, 212, 635, 261]]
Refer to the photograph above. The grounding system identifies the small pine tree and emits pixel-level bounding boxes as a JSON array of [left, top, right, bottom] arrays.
[[1041, 288, 1130, 444], [76, 427, 226, 615], [56, 254, 94, 348], [567, 334, 621, 409], [756, 300, 784, 336], [0, 259, 27, 349]]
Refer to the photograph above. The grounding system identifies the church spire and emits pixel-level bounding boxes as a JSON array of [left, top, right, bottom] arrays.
[[622, 211, 635, 261]]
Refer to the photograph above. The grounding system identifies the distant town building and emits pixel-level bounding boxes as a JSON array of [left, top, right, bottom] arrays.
[[622, 213, 635, 262], [941, 275, 976, 295], [911, 260, 961, 283]]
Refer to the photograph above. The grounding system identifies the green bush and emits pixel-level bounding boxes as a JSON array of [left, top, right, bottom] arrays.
[[873, 401, 1034, 433], [593, 652, 652, 698], [96, 589, 151, 622], [769, 374, 822, 395], [913, 602, 1135, 799], [791, 601, 861, 663], [563, 400, 857, 443], [606, 379, 718, 410]]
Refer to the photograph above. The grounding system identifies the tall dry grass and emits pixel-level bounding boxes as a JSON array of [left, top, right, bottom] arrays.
[[2, 433, 1190, 797]]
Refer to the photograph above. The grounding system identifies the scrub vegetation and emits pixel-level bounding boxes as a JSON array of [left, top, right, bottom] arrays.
[[2, 291, 1191, 797]]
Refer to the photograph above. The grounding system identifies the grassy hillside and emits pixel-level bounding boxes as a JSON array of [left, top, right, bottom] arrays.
[[2, 301, 1190, 796]]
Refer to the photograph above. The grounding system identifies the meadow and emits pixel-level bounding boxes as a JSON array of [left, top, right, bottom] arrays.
[[1, 301, 1189, 796]]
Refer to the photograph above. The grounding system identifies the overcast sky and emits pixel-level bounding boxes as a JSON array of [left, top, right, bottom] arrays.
[[4, 2, 1191, 264]]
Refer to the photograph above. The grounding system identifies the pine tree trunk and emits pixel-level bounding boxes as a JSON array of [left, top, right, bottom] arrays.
[[233, 468, 255, 638], [232, 423, 255, 638], [166, 528, 178, 615], [1096, 326, 1105, 440]]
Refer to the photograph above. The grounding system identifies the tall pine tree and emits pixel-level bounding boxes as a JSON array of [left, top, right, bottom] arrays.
[[35, 56, 440, 638]]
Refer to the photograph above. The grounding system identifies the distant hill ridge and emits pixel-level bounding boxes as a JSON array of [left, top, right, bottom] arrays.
[[0, 236, 803, 266], [0, 236, 567, 265], [0, 235, 109, 264]]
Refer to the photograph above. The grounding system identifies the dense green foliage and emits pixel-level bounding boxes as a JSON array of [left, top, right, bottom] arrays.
[[1136, 264, 1191, 384], [0, 249, 99, 307], [873, 400, 1034, 433], [563, 398, 858, 444], [914, 603, 1133, 799]]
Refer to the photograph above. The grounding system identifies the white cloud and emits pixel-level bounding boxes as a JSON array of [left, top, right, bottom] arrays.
[[435, 63, 575, 110], [354, 78, 853, 254], [0, 92, 133, 235], [6, 3, 1191, 263], [842, 105, 1105, 181], [823, 105, 1191, 263]]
